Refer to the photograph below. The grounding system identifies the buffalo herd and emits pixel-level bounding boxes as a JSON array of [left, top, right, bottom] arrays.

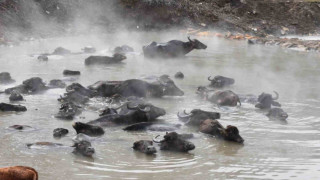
[[0, 37, 289, 179]]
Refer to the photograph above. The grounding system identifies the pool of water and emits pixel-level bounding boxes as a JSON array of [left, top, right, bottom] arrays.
[[1, 31, 320, 180]]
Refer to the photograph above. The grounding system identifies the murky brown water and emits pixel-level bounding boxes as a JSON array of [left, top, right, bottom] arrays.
[[1, 32, 320, 180]]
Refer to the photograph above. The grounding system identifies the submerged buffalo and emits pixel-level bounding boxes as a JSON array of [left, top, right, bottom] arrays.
[[197, 86, 241, 107], [0, 103, 27, 112], [266, 108, 288, 121], [55, 101, 82, 120], [5, 77, 47, 94], [88, 75, 184, 98], [72, 140, 95, 157], [0, 72, 15, 84], [177, 109, 220, 126], [82, 46, 96, 53], [174, 72, 184, 79], [72, 122, 105, 137], [124, 122, 181, 132], [53, 128, 69, 138], [208, 75, 235, 88], [9, 91, 24, 101], [88, 101, 166, 127], [255, 91, 281, 109], [48, 79, 66, 89], [199, 119, 244, 143], [153, 132, 195, 152], [114, 45, 134, 54], [63, 70, 80, 76], [143, 37, 207, 58], [27, 140, 95, 157], [133, 140, 157, 155], [85, 53, 126, 65]]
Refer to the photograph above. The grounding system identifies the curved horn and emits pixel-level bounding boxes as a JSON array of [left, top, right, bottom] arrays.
[[272, 91, 279, 100], [208, 76, 216, 82], [188, 36, 192, 42], [237, 98, 241, 107], [126, 103, 138, 110], [177, 110, 192, 119], [138, 105, 151, 112], [184, 110, 191, 115], [153, 135, 162, 143]]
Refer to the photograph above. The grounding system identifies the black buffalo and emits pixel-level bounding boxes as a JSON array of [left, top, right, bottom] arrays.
[[208, 75, 235, 88], [143, 37, 207, 58], [88, 100, 166, 127], [53, 128, 69, 138], [72, 140, 95, 157], [199, 119, 244, 143], [0, 103, 27, 112], [88, 75, 184, 98], [72, 122, 105, 137], [266, 108, 288, 121], [124, 122, 181, 132], [255, 91, 281, 109], [153, 132, 195, 152], [177, 109, 221, 126], [0, 72, 15, 84], [85, 53, 126, 65], [133, 140, 157, 155]]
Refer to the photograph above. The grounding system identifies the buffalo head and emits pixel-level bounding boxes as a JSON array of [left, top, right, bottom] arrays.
[[154, 132, 195, 152], [188, 37, 207, 49], [72, 140, 95, 157], [178, 109, 220, 126]]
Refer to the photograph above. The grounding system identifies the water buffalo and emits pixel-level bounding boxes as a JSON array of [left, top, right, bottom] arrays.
[[174, 72, 184, 79], [124, 122, 181, 131], [9, 91, 24, 101], [255, 91, 281, 109], [55, 101, 82, 120], [63, 70, 80, 76], [27, 142, 64, 148], [197, 86, 241, 107], [58, 91, 89, 105], [37, 55, 48, 61], [208, 75, 235, 88], [153, 132, 195, 152], [114, 45, 134, 54], [8, 125, 32, 130], [48, 79, 66, 88], [53, 128, 69, 138], [85, 53, 126, 65], [82, 46, 96, 53], [177, 109, 221, 126], [88, 75, 184, 98], [72, 122, 105, 137], [5, 77, 47, 94], [0, 103, 27, 112], [143, 37, 207, 58], [0, 166, 38, 180], [72, 140, 95, 157], [88, 101, 166, 127], [0, 72, 15, 84], [199, 119, 244, 143], [133, 140, 157, 155], [52, 47, 71, 55], [266, 108, 288, 121], [66, 83, 96, 98]]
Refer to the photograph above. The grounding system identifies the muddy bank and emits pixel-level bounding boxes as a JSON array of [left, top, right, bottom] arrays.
[[1, 0, 320, 44], [118, 0, 320, 36]]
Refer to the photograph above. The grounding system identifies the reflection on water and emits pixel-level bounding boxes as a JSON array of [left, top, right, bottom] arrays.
[[1, 32, 320, 180]]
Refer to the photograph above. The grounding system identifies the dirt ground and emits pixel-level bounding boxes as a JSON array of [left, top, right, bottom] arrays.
[[0, 0, 320, 43]]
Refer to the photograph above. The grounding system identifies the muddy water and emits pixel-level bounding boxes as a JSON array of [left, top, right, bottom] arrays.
[[1, 32, 320, 180]]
